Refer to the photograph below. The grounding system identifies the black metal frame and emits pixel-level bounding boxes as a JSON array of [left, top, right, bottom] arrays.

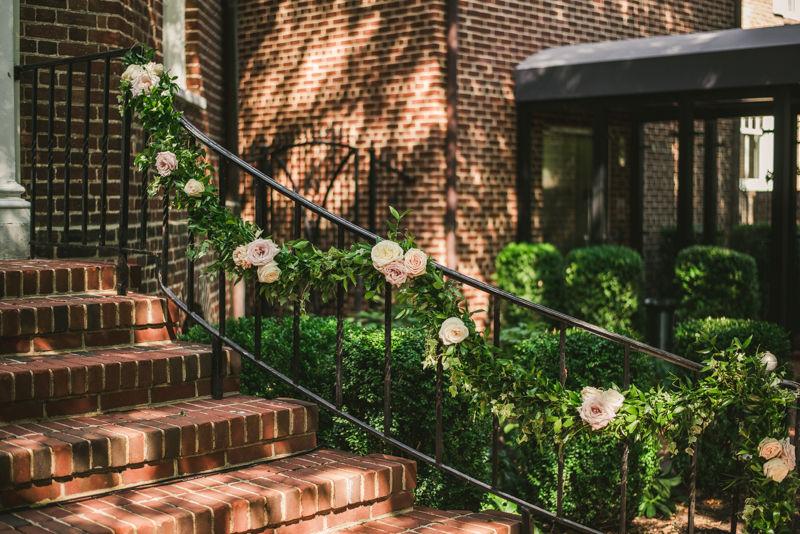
[[20, 48, 800, 534]]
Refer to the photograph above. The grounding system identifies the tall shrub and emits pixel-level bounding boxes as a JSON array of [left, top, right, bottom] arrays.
[[564, 246, 645, 334], [673, 246, 759, 323], [180, 316, 489, 510], [504, 329, 661, 527], [494, 243, 565, 326]]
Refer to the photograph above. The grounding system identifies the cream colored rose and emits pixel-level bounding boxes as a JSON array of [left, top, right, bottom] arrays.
[[232, 245, 250, 269], [122, 64, 145, 83], [601, 389, 625, 413], [758, 437, 782, 460], [404, 248, 428, 277], [763, 457, 790, 483], [578, 395, 617, 431], [257, 261, 281, 284], [779, 437, 796, 471], [371, 240, 404, 271], [383, 261, 408, 287], [438, 317, 469, 346], [155, 151, 178, 177], [580, 387, 603, 401], [183, 179, 204, 198], [131, 71, 159, 98], [245, 238, 280, 266], [760, 351, 778, 372], [144, 62, 164, 77]]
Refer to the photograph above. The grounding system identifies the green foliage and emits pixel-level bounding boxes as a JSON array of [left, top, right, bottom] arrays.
[[505, 329, 661, 527], [673, 246, 760, 323], [180, 317, 489, 510], [638, 462, 683, 519], [672, 317, 792, 493], [493, 243, 565, 326], [564, 246, 644, 334]]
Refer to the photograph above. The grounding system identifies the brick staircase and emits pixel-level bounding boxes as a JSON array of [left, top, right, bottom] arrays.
[[0, 260, 522, 534]]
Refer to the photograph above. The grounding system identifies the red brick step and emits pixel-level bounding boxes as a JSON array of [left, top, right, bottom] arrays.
[[0, 342, 240, 423], [335, 507, 521, 534], [0, 260, 141, 300], [0, 448, 417, 533], [0, 395, 319, 510], [0, 292, 179, 355]]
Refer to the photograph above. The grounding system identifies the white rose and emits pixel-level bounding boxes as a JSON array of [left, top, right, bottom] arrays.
[[438, 317, 469, 346], [144, 62, 164, 77], [183, 179, 204, 198], [371, 240, 404, 271], [257, 261, 281, 284], [779, 437, 796, 471], [580, 387, 603, 401], [578, 395, 617, 431], [763, 457, 790, 483], [601, 389, 625, 413], [758, 437, 782, 460], [404, 248, 428, 277], [245, 238, 280, 267], [130, 71, 159, 98], [122, 64, 145, 83], [760, 351, 778, 373]]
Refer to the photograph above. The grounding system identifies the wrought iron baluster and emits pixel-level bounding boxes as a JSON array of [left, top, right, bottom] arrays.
[[81, 61, 90, 245], [492, 296, 501, 489], [254, 171, 263, 363], [335, 224, 344, 410], [435, 349, 443, 465], [139, 131, 150, 250], [99, 57, 110, 246], [161, 189, 169, 285], [29, 68, 38, 258], [521, 508, 533, 534], [688, 370, 700, 534], [117, 96, 131, 296], [292, 199, 301, 383], [557, 322, 567, 519], [384, 282, 392, 441], [212, 159, 228, 401], [63, 63, 73, 245], [620, 345, 631, 534], [730, 417, 743, 534], [46, 65, 55, 241], [186, 136, 195, 317]]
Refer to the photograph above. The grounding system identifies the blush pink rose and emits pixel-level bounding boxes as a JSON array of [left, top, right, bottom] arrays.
[[779, 437, 796, 471], [383, 260, 408, 287], [578, 395, 617, 431], [131, 71, 159, 98], [155, 151, 178, 177], [404, 248, 428, 277], [245, 238, 280, 267], [232, 245, 251, 269], [759, 437, 782, 460], [764, 457, 790, 483]]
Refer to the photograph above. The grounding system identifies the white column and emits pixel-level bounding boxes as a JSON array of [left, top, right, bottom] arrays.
[[0, 0, 30, 259]]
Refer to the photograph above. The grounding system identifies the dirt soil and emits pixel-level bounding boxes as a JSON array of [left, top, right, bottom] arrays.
[[626, 496, 741, 534]]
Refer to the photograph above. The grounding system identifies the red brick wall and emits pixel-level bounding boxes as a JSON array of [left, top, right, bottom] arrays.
[[18, 0, 227, 326]]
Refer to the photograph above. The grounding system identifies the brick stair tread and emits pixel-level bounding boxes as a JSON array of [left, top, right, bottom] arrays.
[[333, 507, 521, 534], [0, 448, 417, 533], [0, 260, 141, 300], [0, 395, 319, 509], [0, 342, 241, 422], [0, 291, 177, 337]]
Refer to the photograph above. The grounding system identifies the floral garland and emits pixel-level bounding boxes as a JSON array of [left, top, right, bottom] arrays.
[[120, 47, 799, 533]]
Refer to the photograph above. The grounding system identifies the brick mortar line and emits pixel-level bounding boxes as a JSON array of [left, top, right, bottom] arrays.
[[323, 506, 416, 533]]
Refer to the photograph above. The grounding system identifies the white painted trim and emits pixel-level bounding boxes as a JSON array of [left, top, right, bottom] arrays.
[[176, 89, 207, 110], [163, 0, 187, 90]]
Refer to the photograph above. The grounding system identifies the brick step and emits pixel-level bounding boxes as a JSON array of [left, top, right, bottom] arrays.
[[0, 292, 179, 355], [0, 448, 416, 534], [0, 395, 319, 510], [0, 260, 141, 300], [334, 507, 521, 534], [0, 342, 241, 422]]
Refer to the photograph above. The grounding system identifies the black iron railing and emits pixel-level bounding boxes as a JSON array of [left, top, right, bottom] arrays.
[[19, 48, 800, 534]]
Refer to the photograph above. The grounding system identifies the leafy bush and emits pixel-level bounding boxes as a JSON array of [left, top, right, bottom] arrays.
[[656, 226, 719, 298], [673, 246, 759, 323], [501, 329, 661, 527], [672, 317, 792, 493], [181, 316, 489, 510], [494, 243, 565, 326], [564, 246, 645, 334]]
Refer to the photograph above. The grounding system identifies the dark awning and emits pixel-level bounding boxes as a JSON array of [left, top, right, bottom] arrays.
[[515, 24, 800, 104]]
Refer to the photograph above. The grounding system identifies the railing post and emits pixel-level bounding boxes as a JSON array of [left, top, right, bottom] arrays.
[[46, 65, 55, 242], [292, 199, 301, 383], [368, 143, 377, 234], [99, 57, 110, 246], [81, 60, 90, 246], [730, 417, 743, 534], [492, 296, 501, 489], [117, 97, 131, 295], [335, 225, 345, 410], [29, 68, 38, 258], [687, 370, 700, 534], [620, 345, 631, 534], [557, 322, 567, 519], [435, 350, 443, 465], [384, 281, 392, 441], [212, 159, 228, 401], [63, 62, 73, 246]]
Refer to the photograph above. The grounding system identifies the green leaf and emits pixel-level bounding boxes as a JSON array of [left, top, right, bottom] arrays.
[[389, 206, 400, 220]]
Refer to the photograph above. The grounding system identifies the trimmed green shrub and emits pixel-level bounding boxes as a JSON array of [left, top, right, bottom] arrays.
[[673, 246, 759, 323], [181, 316, 489, 510], [494, 243, 565, 326], [564, 246, 645, 334], [656, 226, 720, 298], [672, 317, 792, 493], [501, 329, 661, 527]]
